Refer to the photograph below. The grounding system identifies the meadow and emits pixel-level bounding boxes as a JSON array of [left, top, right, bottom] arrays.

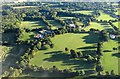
[[96, 11, 116, 21], [84, 22, 114, 32], [29, 33, 118, 74], [30, 33, 98, 71], [72, 10, 93, 15]]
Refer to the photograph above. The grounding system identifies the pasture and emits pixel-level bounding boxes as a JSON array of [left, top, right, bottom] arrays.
[[96, 11, 116, 21]]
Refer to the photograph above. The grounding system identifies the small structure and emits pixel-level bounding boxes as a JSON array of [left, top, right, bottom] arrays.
[[69, 24, 76, 28], [109, 34, 116, 39], [39, 30, 54, 35], [35, 34, 44, 39]]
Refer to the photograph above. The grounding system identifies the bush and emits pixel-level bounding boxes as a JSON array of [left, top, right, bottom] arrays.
[[41, 45, 49, 50]]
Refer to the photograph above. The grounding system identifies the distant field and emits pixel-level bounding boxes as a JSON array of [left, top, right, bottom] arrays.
[[97, 11, 116, 21], [19, 32, 35, 41], [113, 22, 119, 28], [60, 17, 75, 20], [47, 20, 63, 29], [84, 22, 104, 31], [72, 10, 93, 15], [84, 22, 114, 31], [114, 8, 120, 15], [20, 21, 47, 30], [13, 6, 38, 9]]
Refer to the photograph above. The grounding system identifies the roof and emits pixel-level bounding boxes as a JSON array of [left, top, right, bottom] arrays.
[[69, 24, 76, 28]]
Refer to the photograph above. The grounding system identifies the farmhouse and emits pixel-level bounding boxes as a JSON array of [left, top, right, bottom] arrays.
[[39, 30, 54, 35], [69, 24, 76, 28], [35, 34, 44, 39]]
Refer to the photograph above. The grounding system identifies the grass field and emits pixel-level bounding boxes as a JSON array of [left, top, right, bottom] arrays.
[[113, 22, 119, 28], [84, 22, 114, 31], [47, 20, 63, 29], [29, 33, 118, 74], [20, 21, 47, 30], [13, 6, 38, 9], [84, 22, 104, 31], [96, 11, 116, 21], [72, 10, 93, 15], [60, 17, 75, 20], [30, 33, 98, 71], [19, 32, 35, 41], [101, 40, 119, 74]]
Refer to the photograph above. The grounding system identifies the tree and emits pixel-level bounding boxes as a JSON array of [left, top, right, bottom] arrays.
[[95, 64, 103, 74], [79, 70, 85, 75], [41, 44, 49, 50], [105, 71, 110, 76], [65, 47, 69, 51], [52, 66, 58, 72], [36, 42, 41, 50], [96, 42, 102, 56], [70, 49, 77, 58], [50, 44, 54, 48], [87, 55, 94, 62], [77, 51, 83, 58], [110, 70, 115, 75]]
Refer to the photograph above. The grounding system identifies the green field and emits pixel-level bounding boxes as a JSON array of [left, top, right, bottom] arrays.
[[19, 32, 35, 41], [114, 8, 120, 15], [30, 33, 98, 71], [13, 6, 38, 9], [72, 10, 93, 15], [20, 21, 47, 30], [97, 11, 116, 21], [113, 22, 119, 28], [29, 33, 118, 74], [47, 20, 63, 29], [101, 40, 118, 74], [60, 17, 75, 20], [84, 22, 114, 31]]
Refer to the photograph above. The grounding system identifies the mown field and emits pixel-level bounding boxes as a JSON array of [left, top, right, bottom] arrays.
[[47, 20, 63, 29], [19, 21, 47, 30], [72, 10, 93, 15], [96, 11, 116, 21], [30, 33, 99, 71], [29, 33, 118, 74], [13, 6, 39, 9], [113, 22, 119, 28], [84, 22, 114, 31]]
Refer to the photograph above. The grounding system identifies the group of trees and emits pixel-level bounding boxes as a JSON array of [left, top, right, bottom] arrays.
[[64, 48, 98, 63], [99, 30, 109, 42], [24, 64, 86, 77]]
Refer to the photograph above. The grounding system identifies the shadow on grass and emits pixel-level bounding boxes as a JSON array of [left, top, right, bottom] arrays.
[[105, 28, 114, 32], [43, 51, 95, 70], [2, 33, 17, 45], [2, 44, 28, 73], [112, 53, 120, 58], [82, 33, 99, 44], [45, 51, 63, 54], [100, 23, 109, 25], [103, 50, 112, 52], [81, 50, 96, 56], [77, 46, 96, 50]]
